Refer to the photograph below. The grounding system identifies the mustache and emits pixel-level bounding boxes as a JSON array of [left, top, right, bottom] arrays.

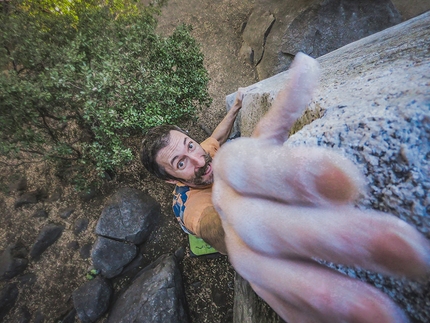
[[195, 154, 212, 178]]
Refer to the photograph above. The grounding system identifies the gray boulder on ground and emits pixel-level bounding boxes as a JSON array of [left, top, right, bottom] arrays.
[[91, 236, 137, 279], [0, 242, 28, 281], [107, 254, 190, 323], [95, 187, 160, 244], [29, 224, 64, 260], [74, 217, 89, 235], [59, 206, 75, 219], [0, 283, 19, 321], [32, 209, 48, 218], [57, 308, 77, 323], [72, 276, 112, 323], [14, 191, 39, 208]]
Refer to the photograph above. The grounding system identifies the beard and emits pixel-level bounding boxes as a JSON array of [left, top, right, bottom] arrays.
[[189, 153, 213, 187]]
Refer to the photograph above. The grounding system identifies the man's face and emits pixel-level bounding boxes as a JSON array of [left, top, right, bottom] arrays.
[[156, 130, 214, 188]]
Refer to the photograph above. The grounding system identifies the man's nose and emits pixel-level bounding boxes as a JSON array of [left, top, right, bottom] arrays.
[[189, 152, 205, 168]]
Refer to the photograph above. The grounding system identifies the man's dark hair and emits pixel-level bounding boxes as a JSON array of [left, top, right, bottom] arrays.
[[140, 124, 189, 181]]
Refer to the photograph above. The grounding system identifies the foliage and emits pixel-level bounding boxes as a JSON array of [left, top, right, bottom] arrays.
[[0, 0, 211, 188]]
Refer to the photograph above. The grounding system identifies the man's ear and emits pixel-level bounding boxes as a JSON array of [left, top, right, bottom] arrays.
[[165, 179, 179, 185]]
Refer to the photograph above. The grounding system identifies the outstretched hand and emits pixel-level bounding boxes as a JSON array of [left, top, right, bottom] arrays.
[[231, 88, 244, 112], [212, 53, 430, 323]]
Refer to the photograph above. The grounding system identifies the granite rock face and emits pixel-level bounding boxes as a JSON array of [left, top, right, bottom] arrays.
[[276, 0, 402, 74], [239, 8, 275, 66], [284, 13, 430, 322], [239, 0, 403, 80], [230, 11, 430, 323]]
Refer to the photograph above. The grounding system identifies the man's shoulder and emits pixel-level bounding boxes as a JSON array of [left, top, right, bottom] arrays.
[[201, 136, 219, 145], [201, 137, 220, 157]]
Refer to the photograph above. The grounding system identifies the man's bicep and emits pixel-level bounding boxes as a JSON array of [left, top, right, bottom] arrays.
[[198, 206, 227, 254]]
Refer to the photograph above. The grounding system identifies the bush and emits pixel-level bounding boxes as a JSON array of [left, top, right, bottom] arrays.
[[0, 0, 211, 188]]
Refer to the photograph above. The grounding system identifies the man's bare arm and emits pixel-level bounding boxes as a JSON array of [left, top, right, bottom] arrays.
[[198, 206, 227, 254], [210, 90, 243, 145]]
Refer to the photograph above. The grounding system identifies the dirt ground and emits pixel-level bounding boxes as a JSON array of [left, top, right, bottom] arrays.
[[0, 1, 260, 322]]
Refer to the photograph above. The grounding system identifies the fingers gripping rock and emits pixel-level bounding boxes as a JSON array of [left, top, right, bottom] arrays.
[[214, 138, 365, 206]]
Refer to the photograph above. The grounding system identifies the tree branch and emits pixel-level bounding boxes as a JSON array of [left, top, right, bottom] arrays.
[[4, 45, 17, 73], [0, 159, 44, 167], [36, 106, 59, 144], [20, 148, 80, 161]]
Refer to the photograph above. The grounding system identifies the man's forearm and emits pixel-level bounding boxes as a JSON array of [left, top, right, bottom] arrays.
[[210, 90, 243, 145], [210, 108, 240, 145]]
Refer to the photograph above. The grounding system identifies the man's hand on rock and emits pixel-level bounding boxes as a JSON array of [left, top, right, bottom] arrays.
[[231, 88, 245, 113], [212, 53, 430, 323]]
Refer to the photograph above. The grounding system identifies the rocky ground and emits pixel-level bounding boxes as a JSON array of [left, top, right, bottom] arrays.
[[0, 1, 259, 322]]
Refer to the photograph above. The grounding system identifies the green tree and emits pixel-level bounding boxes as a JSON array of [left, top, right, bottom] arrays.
[[0, 0, 211, 188]]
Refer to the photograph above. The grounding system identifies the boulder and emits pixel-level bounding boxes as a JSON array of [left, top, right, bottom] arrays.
[[30, 224, 64, 260], [91, 236, 137, 279], [0, 242, 28, 281], [107, 254, 189, 323], [47, 187, 62, 202], [59, 206, 75, 219], [0, 283, 19, 321], [95, 187, 160, 244], [73, 277, 112, 323], [14, 191, 39, 208], [73, 217, 89, 235], [79, 243, 92, 260], [57, 308, 77, 323], [17, 273, 37, 287], [32, 209, 48, 218]]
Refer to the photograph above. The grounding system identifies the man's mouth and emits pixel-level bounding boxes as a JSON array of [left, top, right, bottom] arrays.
[[203, 163, 212, 176], [195, 154, 213, 177]]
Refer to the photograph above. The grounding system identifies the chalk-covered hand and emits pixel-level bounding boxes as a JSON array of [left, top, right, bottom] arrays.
[[212, 53, 430, 323]]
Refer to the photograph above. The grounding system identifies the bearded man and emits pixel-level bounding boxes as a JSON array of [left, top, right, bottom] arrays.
[[140, 91, 243, 254]]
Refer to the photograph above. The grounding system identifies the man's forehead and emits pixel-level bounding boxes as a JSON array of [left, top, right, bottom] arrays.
[[156, 130, 189, 166]]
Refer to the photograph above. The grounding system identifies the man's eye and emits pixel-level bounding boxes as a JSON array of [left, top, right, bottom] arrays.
[[178, 161, 185, 169], [189, 142, 194, 150]]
